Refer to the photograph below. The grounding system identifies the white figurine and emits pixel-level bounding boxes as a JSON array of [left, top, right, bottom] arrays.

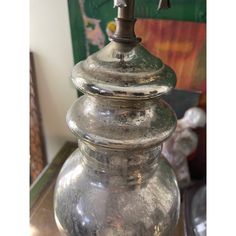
[[162, 107, 206, 188]]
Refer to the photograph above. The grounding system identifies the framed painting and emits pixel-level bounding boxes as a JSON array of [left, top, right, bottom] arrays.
[[30, 53, 47, 183]]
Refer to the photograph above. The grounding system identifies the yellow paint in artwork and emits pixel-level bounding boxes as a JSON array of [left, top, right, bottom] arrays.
[[107, 21, 116, 34], [156, 41, 193, 53]]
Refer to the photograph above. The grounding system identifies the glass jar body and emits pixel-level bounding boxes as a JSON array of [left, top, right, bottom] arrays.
[[54, 142, 180, 236]]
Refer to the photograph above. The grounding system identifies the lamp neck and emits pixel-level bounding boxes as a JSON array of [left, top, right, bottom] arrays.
[[110, 0, 141, 44], [78, 141, 161, 188]]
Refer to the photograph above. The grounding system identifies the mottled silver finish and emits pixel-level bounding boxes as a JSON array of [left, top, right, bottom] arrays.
[[54, 1, 180, 235], [72, 42, 176, 100], [54, 143, 180, 236], [54, 41, 180, 236], [67, 96, 176, 150]]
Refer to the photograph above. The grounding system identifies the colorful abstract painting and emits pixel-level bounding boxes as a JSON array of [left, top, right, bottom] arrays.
[[135, 19, 206, 92]]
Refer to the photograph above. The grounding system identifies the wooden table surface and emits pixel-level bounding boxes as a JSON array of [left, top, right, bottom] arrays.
[[30, 142, 185, 236]]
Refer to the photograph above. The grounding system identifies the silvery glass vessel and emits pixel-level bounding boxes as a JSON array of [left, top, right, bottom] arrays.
[[54, 1, 180, 235], [192, 185, 206, 236]]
